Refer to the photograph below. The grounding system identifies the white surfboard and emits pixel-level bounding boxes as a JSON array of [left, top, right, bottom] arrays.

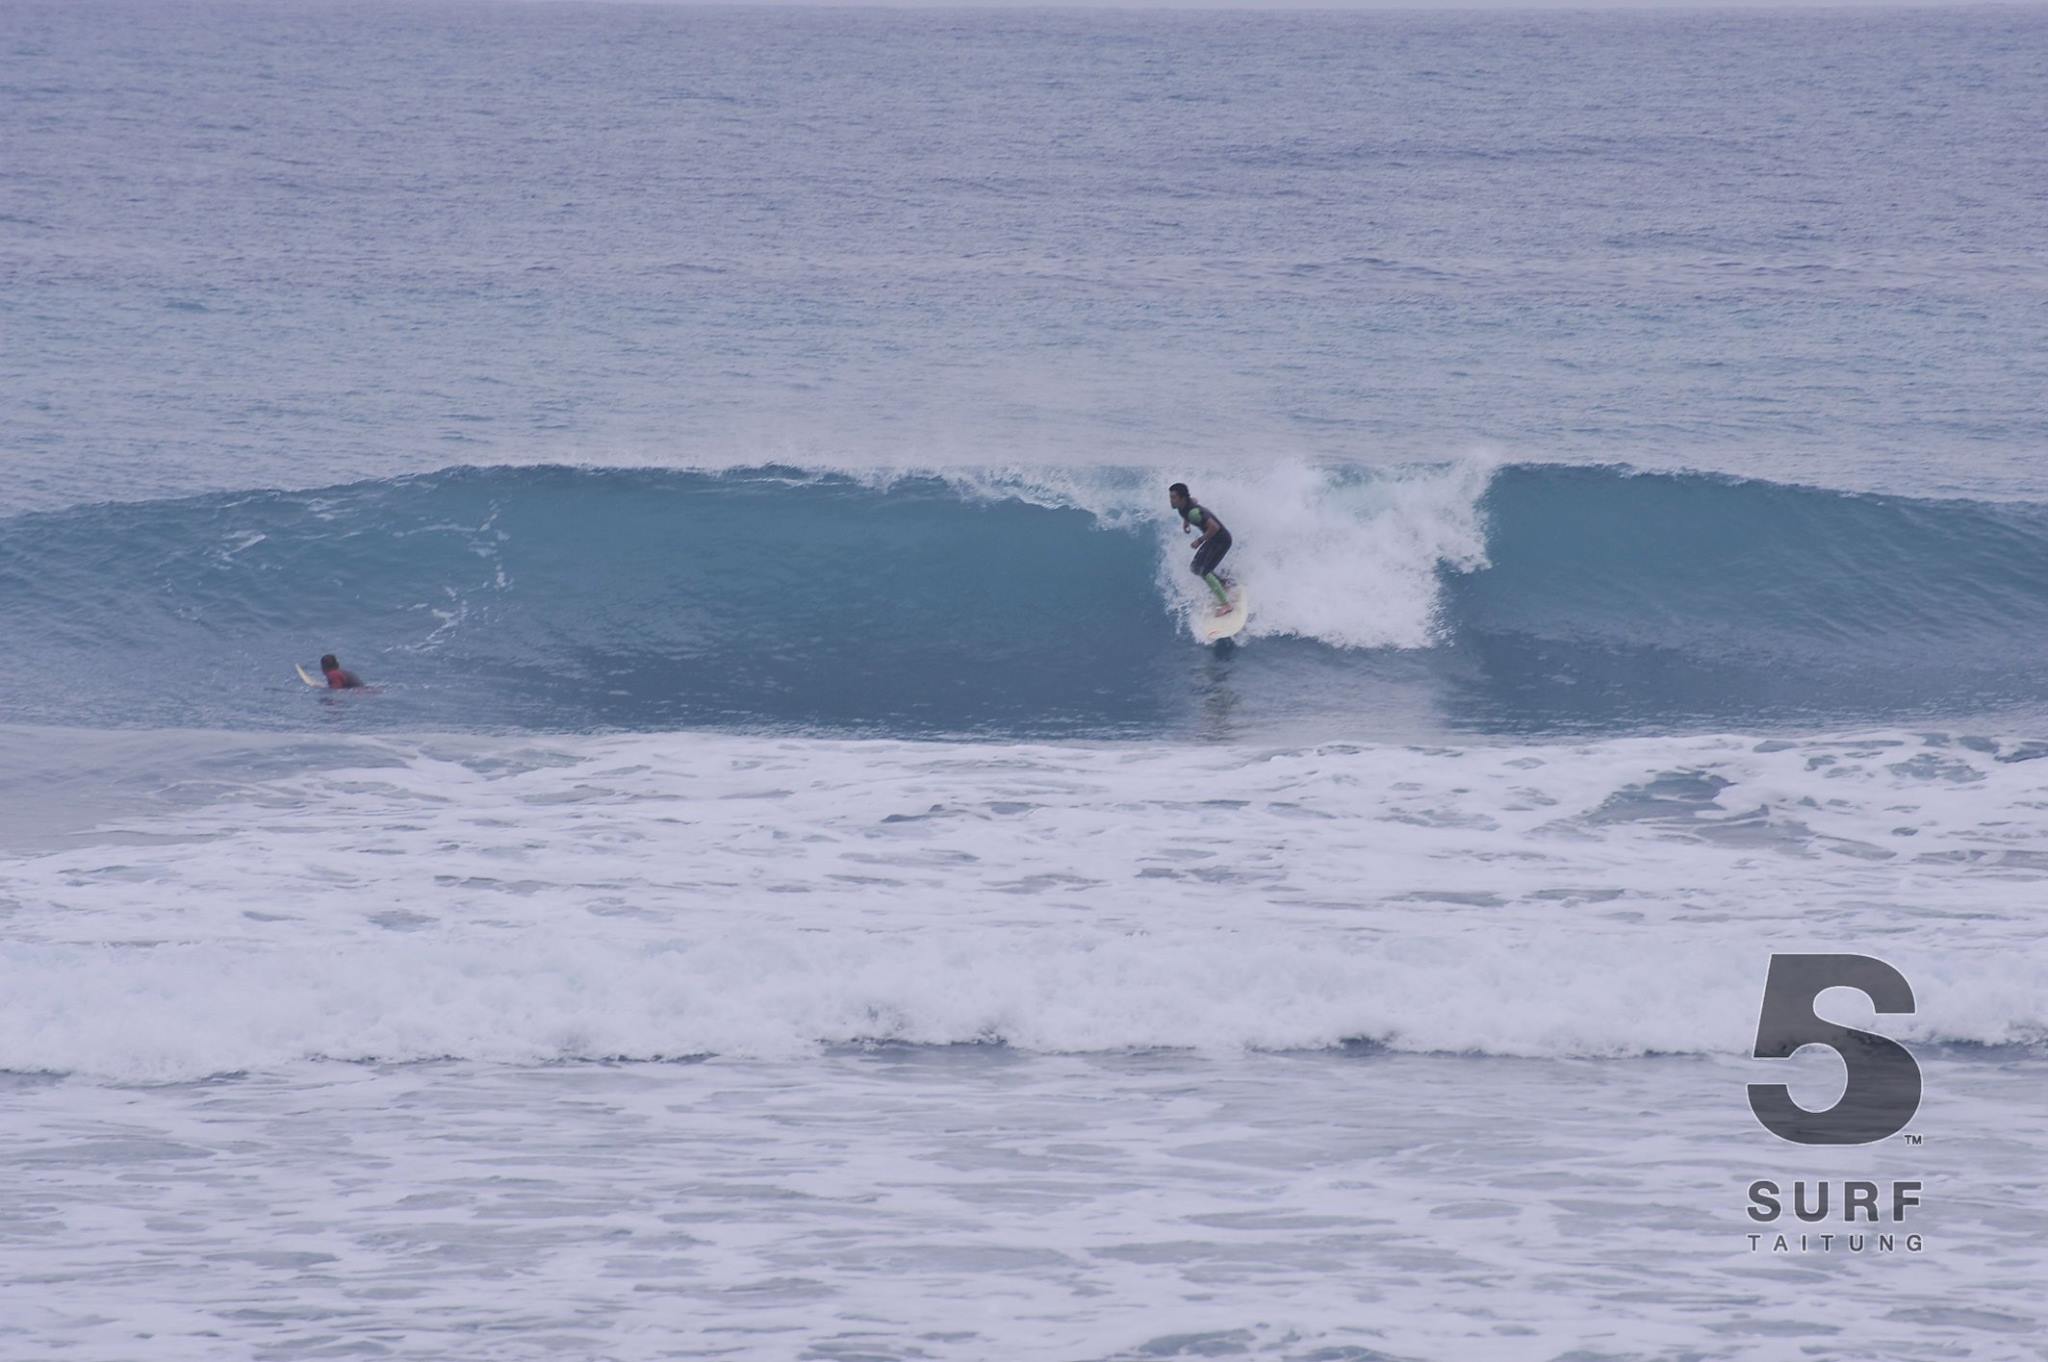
[[1196, 585, 1249, 644], [294, 663, 323, 687]]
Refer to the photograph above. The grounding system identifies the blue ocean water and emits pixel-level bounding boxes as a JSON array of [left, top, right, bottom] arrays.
[[4, 1, 2047, 742], [5, 1, 2048, 500], [4, 4, 2048, 1360], [10, 462, 2048, 737]]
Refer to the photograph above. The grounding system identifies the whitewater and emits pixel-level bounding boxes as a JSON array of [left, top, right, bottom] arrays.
[[5, 1, 2048, 1359], [6, 724, 2048, 1079]]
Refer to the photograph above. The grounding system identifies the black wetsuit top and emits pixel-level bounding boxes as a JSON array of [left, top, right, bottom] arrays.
[[1181, 504, 1233, 577]]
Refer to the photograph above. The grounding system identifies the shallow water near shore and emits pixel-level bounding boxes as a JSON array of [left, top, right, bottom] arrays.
[[3, 1048, 2042, 1361]]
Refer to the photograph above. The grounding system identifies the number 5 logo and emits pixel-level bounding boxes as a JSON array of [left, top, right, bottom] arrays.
[[1748, 953, 1922, 1145]]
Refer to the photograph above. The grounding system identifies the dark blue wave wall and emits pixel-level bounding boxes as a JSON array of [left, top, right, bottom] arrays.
[[0, 467, 1177, 736], [1443, 464, 2048, 730], [5, 464, 2047, 737]]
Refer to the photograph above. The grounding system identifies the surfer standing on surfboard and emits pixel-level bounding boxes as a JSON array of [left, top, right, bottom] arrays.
[[1169, 483, 1235, 614]]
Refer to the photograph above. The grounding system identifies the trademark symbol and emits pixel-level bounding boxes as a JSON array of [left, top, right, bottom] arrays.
[[1902, 1133, 1923, 1145]]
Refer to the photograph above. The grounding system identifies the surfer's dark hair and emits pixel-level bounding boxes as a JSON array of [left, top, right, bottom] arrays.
[[320, 654, 340, 671], [1168, 482, 1189, 498]]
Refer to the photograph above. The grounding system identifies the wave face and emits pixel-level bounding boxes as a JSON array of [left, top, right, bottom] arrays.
[[5, 461, 2048, 736]]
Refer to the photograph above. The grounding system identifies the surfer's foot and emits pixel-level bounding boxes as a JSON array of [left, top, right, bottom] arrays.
[[1213, 600, 1233, 616]]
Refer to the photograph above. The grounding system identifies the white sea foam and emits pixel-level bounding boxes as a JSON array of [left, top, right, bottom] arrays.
[[3, 728, 2043, 1082], [913, 454, 1498, 648], [1157, 455, 1495, 648]]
